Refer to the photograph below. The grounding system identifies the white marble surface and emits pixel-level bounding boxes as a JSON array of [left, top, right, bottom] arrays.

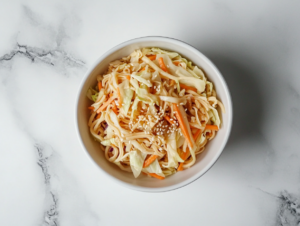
[[1, 0, 300, 225]]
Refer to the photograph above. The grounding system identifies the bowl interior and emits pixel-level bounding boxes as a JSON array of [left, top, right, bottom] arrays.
[[76, 38, 232, 192]]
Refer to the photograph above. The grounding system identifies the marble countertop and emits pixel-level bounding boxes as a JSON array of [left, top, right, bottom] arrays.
[[1, 0, 300, 225]]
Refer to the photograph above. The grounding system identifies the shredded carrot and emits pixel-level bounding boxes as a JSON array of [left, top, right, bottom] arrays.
[[177, 149, 190, 171], [139, 67, 145, 71], [182, 149, 190, 161], [173, 103, 193, 148], [143, 155, 158, 168], [98, 81, 102, 91], [96, 96, 116, 113], [193, 129, 202, 140], [158, 57, 169, 73], [179, 84, 197, 92], [177, 163, 184, 171], [88, 106, 94, 110], [173, 61, 180, 66], [126, 75, 131, 80], [178, 129, 202, 171], [96, 114, 101, 119], [142, 172, 148, 176], [148, 173, 165, 180], [164, 115, 175, 125], [205, 124, 219, 131], [147, 55, 156, 61], [112, 101, 118, 115], [116, 87, 122, 107]]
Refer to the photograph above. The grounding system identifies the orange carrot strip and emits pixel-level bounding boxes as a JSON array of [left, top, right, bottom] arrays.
[[205, 124, 219, 131], [148, 173, 165, 180], [98, 81, 102, 91], [177, 147, 191, 171], [178, 128, 203, 172], [96, 114, 101, 119], [112, 101, 118, 115], [173, 103, 193, 148], [193, 129, 202, 140], [116, 87, 122, 107], [88, 106, 95, 110], [96, 96, 116, 113], [173, 61, 180, 66], [179, 84, 197, 92], [147, 55, 156, 61], [143, 155, 158, 168], [177, 163, 184, 171], [164, 115, 175, 125], [139, 67, 145, 71], [182, 149, 190, 161], [158, 57, 169, 73], [126, 75, 131, 80]]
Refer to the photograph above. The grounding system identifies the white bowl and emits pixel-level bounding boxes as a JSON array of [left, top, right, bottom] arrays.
[[75, 36, 232, 192]]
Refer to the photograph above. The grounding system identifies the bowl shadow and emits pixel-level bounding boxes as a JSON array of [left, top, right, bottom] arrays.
[[202, 53, 266, 156]]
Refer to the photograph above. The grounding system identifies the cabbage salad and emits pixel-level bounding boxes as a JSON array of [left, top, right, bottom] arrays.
[[87, 48, 225, 179]]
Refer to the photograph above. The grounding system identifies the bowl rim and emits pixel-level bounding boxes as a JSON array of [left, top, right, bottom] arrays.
[[75, 36, 233, 192]]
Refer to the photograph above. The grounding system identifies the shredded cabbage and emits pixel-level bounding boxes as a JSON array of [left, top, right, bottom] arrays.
[[129, 150, 147, 178], [163, 132, 184, 168], [144, 159, 165, 177], [137, 88, 159, 105], [91, 93, 98, 102], [151, 71, 161, 82], [119, 80, 134, 114], [139, 70, 152, 80], [208, 108, 221, 127], [193, 66, 206, 81], [156, 54, 192, 78], [177, 134, 185, 148], [159, 96, 187, 105], [130, 77, 139, 90], [86, 87, 97, 101], [176, 70, 206, 93], [206, 81, 213, 95], [151, 48, 179, 59], [131, 73, 152, 87], [101, 138, 117, 146]]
